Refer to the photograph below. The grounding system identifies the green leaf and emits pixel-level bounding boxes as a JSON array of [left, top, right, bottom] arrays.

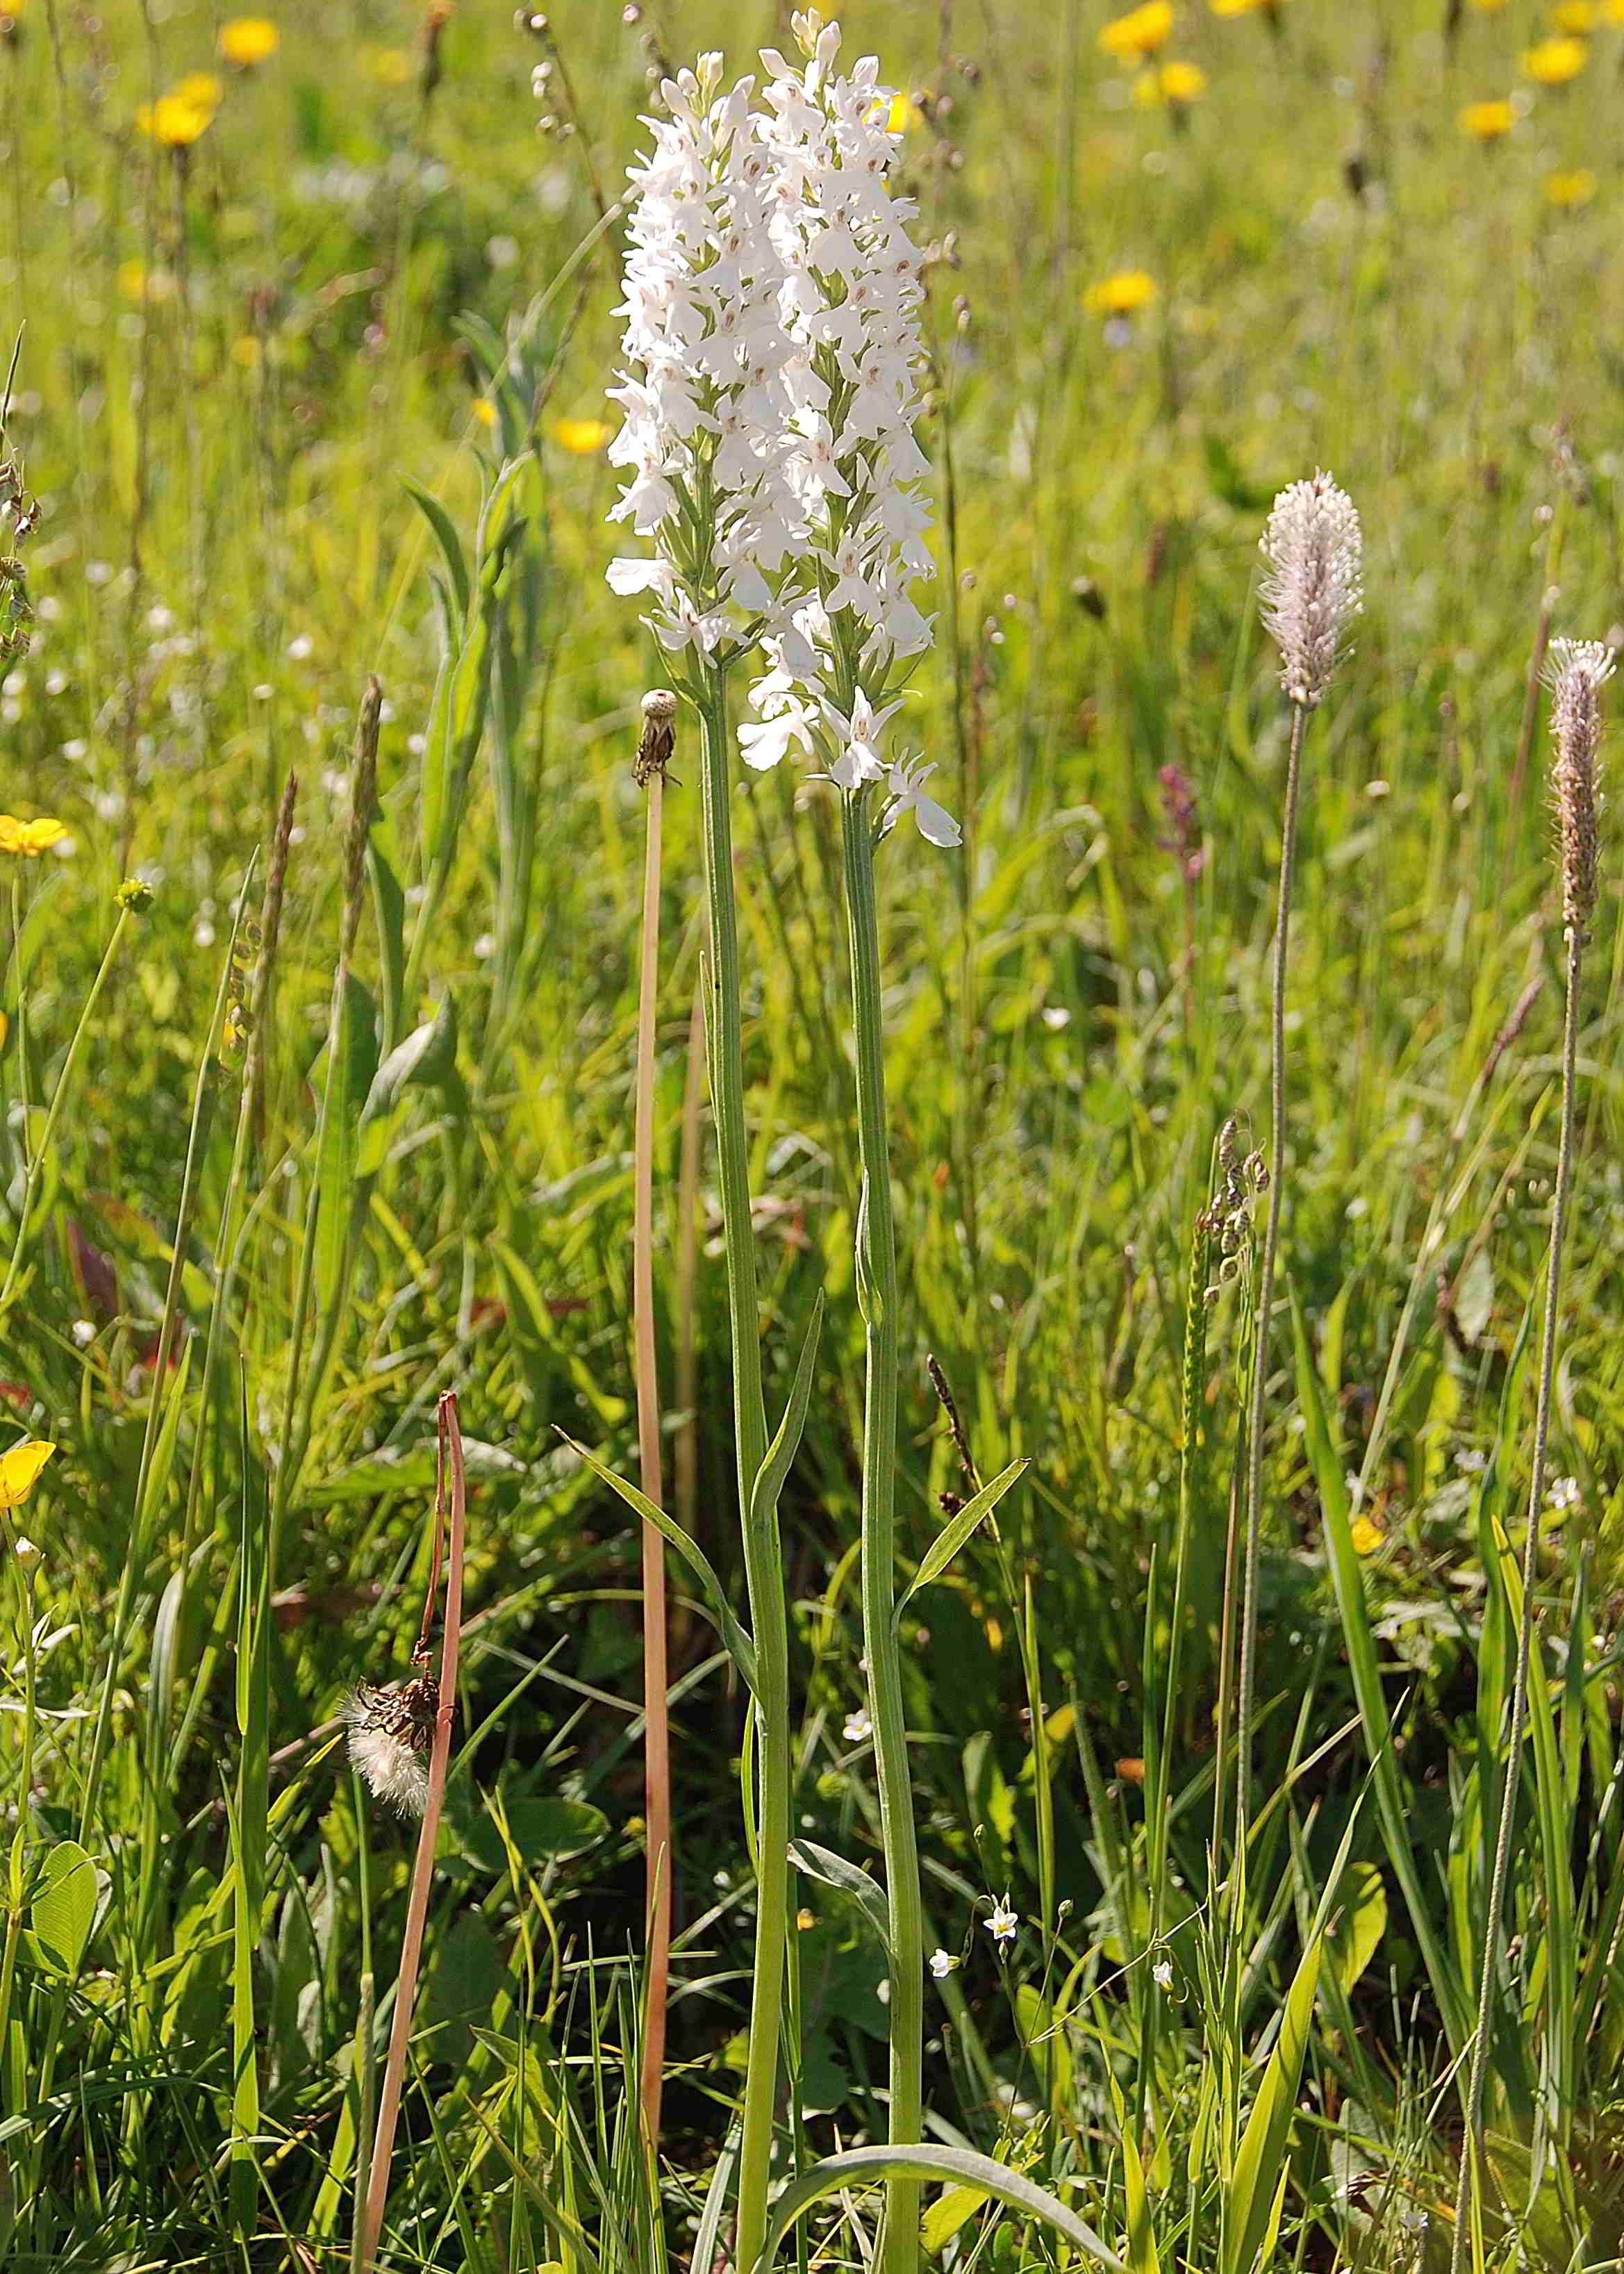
[[466, 1799, 607, 1872], [749, 1292, 825, 1539], [30, 1840, 97, 1972], [1292, 1298, 1466, 2051], [356, 996, 458, 1176], [896, 1459, 1029, 1625], [1331, 1859, 1387, 2000], [788, 1839, 890, 1950], [560, 1433, 757, 1693], [756, 2143, 1122, 2274], [404, 479, 472, 620], [1223, 1929, 1322, 2274]]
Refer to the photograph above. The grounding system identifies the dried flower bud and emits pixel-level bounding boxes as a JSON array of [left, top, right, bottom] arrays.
[[634, 687, 677, 785], [1546, 636, 1613, 940], [1259, 470, 1364, 708]]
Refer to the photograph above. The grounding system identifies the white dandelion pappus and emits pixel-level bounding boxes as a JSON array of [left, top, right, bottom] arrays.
[[342, 1674, 438, 1818]]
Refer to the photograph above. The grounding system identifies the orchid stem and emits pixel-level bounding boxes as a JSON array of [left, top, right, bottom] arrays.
[[698, 664, 788, 2274], [841, 791, 924, 2274]]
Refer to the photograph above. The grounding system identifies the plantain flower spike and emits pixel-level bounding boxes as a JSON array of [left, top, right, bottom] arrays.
[[1259, 470, 1364, 709]]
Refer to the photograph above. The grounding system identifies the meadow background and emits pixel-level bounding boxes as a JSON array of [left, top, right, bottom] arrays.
[[2, 0, 1624, 2266]]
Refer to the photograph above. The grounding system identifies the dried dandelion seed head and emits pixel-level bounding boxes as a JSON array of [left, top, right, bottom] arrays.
[[634, 687, 677, 784], [1546, 636, 1613, 941], [1259, 470, 1364, 709], [342, 1670, 438, 1818]]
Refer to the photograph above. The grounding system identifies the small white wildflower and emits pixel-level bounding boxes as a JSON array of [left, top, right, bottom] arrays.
[[929, 1948, 956, 1979], [1547, 1475, 1580, 1511], [287, 633, 314, 661], [1152, 1958, 1174, 1992], [842, 1707, 872, 1743], [985, 1893, 1019, 1949], [1455, 1448, 1487, 1474], [71, 1319, 95, 1348], [1259, 470, 1364, 708], [13, 1535, 40, 1566]]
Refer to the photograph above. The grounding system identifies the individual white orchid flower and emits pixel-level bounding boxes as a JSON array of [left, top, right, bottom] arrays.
[[881, 757, 961, 848]]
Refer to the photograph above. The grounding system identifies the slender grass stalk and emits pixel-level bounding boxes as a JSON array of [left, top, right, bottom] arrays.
[[697, 663, 785, 2274], [356, 1392, 468, 2274], [840, 793, 924, 2274], [633, 693, 674, 2155], [1236, 470, 1362, 1870], [1448, 638, 1609, 2274], [1234, 697, 1306, 1872], [674, 977, 705, 1546], [0, 898, 134, 1317]]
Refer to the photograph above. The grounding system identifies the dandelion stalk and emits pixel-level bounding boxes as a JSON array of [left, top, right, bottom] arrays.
[[1448, 638, 1611, 2274], [355, 1391, 468, 2274], [841, 792, 925, 2274], [633, 691, 677, 2156], [1236, 473, 1361, 1872]]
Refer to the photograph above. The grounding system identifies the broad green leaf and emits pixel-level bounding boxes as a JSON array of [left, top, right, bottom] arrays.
[[788, 1838, 890, 1950], [1332, 1860, 1387, 2000], [31, 1840, 97, 1972], [896, 1458, 1029, 1624], [757, 2143, 1122, 2274]]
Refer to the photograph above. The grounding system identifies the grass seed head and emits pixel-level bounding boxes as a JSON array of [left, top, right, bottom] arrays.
[[1259, 470, 1364, 707]]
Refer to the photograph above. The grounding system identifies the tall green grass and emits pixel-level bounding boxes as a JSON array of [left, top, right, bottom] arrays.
[[0, 1, 1622, 2268]]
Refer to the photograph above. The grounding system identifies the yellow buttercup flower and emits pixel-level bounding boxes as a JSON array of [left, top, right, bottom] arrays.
[[1350, 1515, 1384, 1558], [1522, 35, 1589, 82], [117, 258, 176, 304], [174, 71, 224, 109], [1547, 0, 1596, 29], [219, 17, 280, 67], [136, 92, 214, 147], [1544, 166, 1598, 204], [137, 74, 221, 148], [884, 91, 922, 133], [0, 1439, 54, 1508], [0, 814, 68, 857], [1211, 0, 1282, 16], [1084, 268, 1158, 315], [1135, 58, 1208, 104], [471, 397, 497, 430], [1458, 98, 1516, 139], [1099, 2, 1174, 61], [553, 415, 613, 455]]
